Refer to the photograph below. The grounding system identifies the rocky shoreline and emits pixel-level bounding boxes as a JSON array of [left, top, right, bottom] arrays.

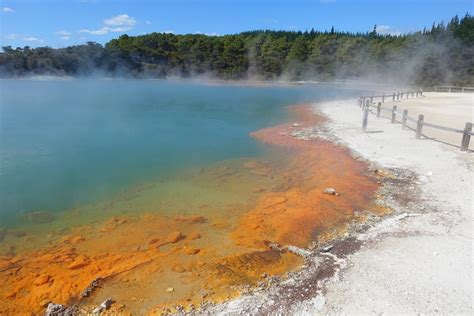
[[198, 97, 473, 315], [197, 121, 424, 315]]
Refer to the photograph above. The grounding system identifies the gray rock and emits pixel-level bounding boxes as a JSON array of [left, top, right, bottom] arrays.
[[320, 245, 334, 253], [45, 303, 77, 316], [100, 298, 113, 310], [323, 188, 340, 196]]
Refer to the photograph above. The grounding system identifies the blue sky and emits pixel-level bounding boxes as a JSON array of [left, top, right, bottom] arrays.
[[0, 0, 472, 48]]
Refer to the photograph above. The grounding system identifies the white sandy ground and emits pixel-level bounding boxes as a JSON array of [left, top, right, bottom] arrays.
[[305, 96, 473, 315], [201, 93, 473, 316]]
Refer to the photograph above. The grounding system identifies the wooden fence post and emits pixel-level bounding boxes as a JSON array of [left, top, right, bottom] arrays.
[[377, 102, 381, 118], [461, 122, 472, 151], [416, 114, 424, 138], [397, 92, 400, 100], [362, 104, 369, 132], [382, 94, 385, 103], [392, 93, 395, 101], [370, 96, 373, 103], [391, 105, 397, 123], [402, 109, 408, 129], [401, 92, 404, 99]]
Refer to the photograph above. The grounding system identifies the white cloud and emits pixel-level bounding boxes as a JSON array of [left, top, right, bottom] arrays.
[[145, 20, 152, 25], [103, 14, 136, 27], [61, 36, 71, 40], [79, 27, 108, 35], [2, 7, 15, 13], [56, 30, 71, 36], [79, 25, 132, 35], [377, 25, 402, 36], [22, 37, 44, 43], [79, 14, 136, 36]]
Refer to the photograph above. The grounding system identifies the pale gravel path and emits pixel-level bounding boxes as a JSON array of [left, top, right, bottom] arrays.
[[310, 98, 473, 315]]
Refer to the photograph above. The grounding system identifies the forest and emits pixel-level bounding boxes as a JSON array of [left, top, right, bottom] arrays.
[[0, 14, 472, 86]]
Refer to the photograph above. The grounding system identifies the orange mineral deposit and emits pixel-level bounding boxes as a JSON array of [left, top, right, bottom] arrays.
[[0, 104, 380, 315]]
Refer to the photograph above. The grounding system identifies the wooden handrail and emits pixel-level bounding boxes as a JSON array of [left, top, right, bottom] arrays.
[[359, 95, 472, 151], [434, 86, 474, 93]]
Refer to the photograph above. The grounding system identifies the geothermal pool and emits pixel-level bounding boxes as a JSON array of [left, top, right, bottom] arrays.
[[0, 79, 380, 314]]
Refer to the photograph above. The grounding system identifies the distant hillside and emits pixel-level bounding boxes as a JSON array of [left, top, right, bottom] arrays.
[[0, 14, 472, 86]]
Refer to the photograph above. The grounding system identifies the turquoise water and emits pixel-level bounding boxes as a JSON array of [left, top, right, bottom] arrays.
[[0, 79, 358, 227]]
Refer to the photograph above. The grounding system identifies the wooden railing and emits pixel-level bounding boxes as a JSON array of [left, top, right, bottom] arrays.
[[358, 91, 473, 151], [434, 86, 474, 93], [358, 89, 423, 106]]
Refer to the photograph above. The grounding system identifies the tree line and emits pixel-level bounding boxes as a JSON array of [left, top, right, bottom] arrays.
[[0, 14, 472, 86]]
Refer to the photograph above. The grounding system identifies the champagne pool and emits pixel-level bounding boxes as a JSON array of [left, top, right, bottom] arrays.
[[0, 79, 354, 227], [0, 79, 381, 314]]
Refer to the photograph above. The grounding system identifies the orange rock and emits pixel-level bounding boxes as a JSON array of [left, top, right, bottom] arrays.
[[188, 232, 201, 240], [175, 215, 207, 224], [166, 231, 184, 243], [68, 261, 89, 269], [61, 235, 72, 243], [67, 255, 90, 269], [100, 216, 128, 232], [40, 299, 51, 308], [172, 265, 186, 273], [185, 248, 200, 255], [148, 237, 160, 245], [34, 274, 51, 286], [70, 236, 85, 244]]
